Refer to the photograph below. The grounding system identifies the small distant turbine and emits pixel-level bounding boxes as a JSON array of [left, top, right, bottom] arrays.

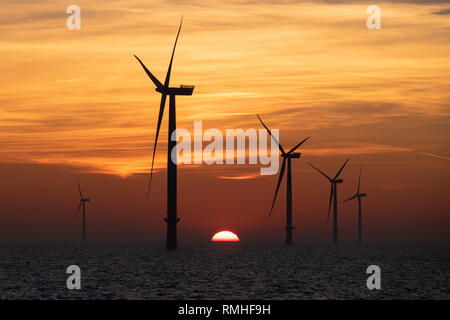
[[75, 177, 90, 242], [308, 159, 350, 244], [343, 162, 367, 243], [257, 115, 310, 245]]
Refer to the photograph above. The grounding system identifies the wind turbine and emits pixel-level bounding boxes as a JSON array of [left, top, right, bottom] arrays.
[[75, 177, 90, 242], [308, 159, 350, 244], [257, 115, 310, 245], [134, 18, 194, 249], [343, 162, 366, 242]]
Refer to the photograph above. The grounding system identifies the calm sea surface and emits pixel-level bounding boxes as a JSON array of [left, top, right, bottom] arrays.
[[0, 243, 448, 299]]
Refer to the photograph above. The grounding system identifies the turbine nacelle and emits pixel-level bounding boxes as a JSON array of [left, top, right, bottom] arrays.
[[333, 179, 343, 184], [359, 193, 367, 197], [156, 85, 195, 96], [284, 152, 301, 159]]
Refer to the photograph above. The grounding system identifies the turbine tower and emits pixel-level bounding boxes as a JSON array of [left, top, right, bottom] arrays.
[[308, 159, 350, 244], [75, 177, 90, 242], [344, 162, 367, 242], [257, 115, 310, 245], [134, 18, 194, 249]]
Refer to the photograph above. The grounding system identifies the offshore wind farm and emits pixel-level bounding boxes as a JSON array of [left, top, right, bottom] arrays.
[[0, 0, 449, 301]]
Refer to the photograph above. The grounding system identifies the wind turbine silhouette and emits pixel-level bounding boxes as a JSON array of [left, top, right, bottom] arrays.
[[308, 159, 350, 244], [257, 115, 310, 245], [343, 162, 366, 243], [75, 177, 90, 242], [134, 18, 194, 249]]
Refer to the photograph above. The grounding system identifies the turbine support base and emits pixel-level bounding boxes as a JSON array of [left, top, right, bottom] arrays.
[[164, 217, 180, 250]]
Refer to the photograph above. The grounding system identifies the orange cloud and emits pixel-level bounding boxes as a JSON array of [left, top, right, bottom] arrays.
[[0, 0, 448, 177]]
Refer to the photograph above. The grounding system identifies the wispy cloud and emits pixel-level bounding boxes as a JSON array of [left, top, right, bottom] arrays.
[[306, 145, 412, 156], [217, 173, 262, 180], [419, 152, 450, 161], [431, 8, 450, 15]]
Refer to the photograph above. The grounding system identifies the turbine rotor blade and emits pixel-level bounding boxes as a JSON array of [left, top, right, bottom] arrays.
[[256, 114, 285, 155], [164, 17, 183, 87], [74, 201, 82, 220], [334, 158, 350, 180], [357, 161, 362, 193], [147, 93, 167, 198], [287, 136, 311, 154], [269, 157, 286, 216], [134, 55, 163, 89], [77, 177, 82, 200], [308, 162, 332, 182], [344, 194, 357, 203], [327, 183, 334, 224]]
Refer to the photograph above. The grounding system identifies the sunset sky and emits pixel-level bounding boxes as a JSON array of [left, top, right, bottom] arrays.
[[0, 0, 449, 243]]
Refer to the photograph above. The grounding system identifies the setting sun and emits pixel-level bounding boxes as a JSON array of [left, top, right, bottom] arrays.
[[211, 231, 240, 242]]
